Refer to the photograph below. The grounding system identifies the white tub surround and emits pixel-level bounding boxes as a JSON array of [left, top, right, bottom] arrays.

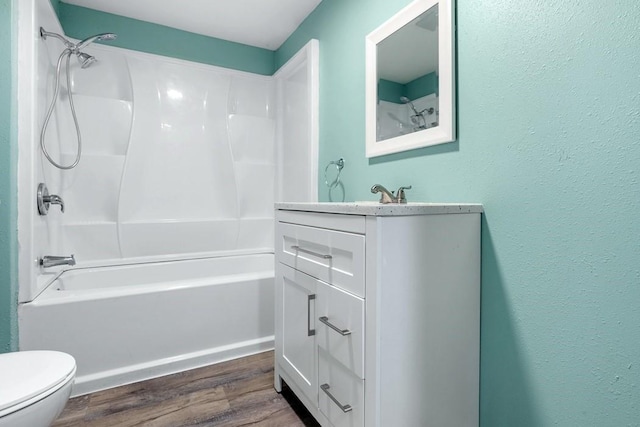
[[58, 49, 278, 264], [19, 0, 319, 303], [19, 254, 275, 396], [18, 0, 318, 398], [274, 203, 482, 426]]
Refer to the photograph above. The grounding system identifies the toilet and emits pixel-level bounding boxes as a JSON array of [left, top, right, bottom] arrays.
[[0, 351, 76, 427]]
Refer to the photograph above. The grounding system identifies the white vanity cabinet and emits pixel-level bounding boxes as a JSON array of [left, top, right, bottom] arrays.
[[274, 203, 483, 427]]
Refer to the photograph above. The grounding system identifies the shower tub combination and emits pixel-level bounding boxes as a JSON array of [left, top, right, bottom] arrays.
[[21, 9, 282, 398], [19, 253, 275, 396], [19, 0, 317, 398]]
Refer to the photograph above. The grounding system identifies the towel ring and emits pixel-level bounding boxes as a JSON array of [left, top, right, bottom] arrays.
[[324, 158, 344, 189]]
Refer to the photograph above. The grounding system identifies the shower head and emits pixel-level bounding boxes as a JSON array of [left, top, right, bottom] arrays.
[[400, 96, 421, 115], [76, 32, 118, 50], [77, 52, 97, 69]]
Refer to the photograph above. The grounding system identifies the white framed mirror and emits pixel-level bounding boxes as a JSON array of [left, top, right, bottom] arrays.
[[365, 0, 455, 158]]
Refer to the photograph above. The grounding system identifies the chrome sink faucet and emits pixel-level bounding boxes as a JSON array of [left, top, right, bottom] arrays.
[[40, 255, 76, 268], [371, 184, 412, 204]]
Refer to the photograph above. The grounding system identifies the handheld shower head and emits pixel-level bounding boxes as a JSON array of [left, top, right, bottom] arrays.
[[40, 27, 118, 55], [76, 32, 117, 50]]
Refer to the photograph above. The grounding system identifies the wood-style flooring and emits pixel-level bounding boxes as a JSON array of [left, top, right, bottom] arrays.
[[52, 351, 320, 427]]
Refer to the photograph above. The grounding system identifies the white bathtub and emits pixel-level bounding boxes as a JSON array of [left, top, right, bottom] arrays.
[[18, 253, 275, 396]]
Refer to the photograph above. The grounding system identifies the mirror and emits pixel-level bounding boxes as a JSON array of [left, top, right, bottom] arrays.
[[366, 0, 455, 158]]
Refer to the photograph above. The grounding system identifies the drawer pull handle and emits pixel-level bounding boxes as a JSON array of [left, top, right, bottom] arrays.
[[321, 383, 353, 413], [291, 245, 332, 259], [319, 316, 351, 336], [307, 294, 316, 336]]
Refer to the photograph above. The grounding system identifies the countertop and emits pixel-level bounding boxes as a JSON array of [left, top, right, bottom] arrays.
[[275, 202, 483, 216]]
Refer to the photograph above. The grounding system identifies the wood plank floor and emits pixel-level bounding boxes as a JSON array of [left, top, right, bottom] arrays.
[[53, 351, 320, 427]]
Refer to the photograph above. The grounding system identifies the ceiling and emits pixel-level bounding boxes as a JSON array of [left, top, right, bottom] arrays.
[[61, 0, 323, 50], [377, 6, 438, 84]]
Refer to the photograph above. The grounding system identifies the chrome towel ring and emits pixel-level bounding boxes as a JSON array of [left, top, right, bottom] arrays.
[[324, 158, 344, 188]]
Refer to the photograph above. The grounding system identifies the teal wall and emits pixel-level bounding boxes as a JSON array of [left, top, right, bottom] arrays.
[[379, 72, 438, 103], [3, 0, 639, 423], [0, 0, 17, 353], [49, 0, 59, 15], [277, 0, 640, 425], [378, 78, 404, 103], [57, 3, 275, 75], [405, 71, 437, 99]]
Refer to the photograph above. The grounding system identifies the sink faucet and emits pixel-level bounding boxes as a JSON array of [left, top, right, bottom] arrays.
[[371, 184, 412, 204], [371, 184, 395, 203], [40, 255, 76, 268]]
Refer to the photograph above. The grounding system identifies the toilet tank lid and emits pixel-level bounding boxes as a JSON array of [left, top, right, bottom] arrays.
[[0, 351, 76, 414]]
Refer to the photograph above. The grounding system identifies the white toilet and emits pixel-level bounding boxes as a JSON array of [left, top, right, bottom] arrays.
[[0, 351, 76, 427]]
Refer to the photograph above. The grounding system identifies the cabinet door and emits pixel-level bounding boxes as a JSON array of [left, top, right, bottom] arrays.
[[276, 264, 318, 404]]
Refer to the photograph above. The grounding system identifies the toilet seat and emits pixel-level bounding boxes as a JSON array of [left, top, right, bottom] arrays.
[[0, 351, 76, 418]]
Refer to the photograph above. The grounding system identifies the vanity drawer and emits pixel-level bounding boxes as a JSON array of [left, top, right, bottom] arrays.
[[316, 281, 364, 379], [318, 348, 364, 427], [276, 221, 365, 298]]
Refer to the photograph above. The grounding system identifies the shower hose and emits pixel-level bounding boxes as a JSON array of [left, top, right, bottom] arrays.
[[40, 48, 83, 170]]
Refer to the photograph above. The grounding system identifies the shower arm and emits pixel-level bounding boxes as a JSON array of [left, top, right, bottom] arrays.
[[40, 27, 117, 52], [40, 27, 75, 49]]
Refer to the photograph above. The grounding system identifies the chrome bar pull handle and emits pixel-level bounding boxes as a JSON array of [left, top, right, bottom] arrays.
[[307, 294, 316, 336], [319, 316, 351, 336], [320, 384, 352, 413], [292, 245, 332, 259]]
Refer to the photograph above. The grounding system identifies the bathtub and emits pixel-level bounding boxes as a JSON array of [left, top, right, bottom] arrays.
[[18, 253, 275, 397]]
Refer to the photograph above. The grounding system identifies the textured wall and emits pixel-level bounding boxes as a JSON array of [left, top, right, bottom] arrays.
[[57, 3, 275, 75], [5, 0, 639, 421], [277, 0, 640, 425], [0, 0, 17, 353]]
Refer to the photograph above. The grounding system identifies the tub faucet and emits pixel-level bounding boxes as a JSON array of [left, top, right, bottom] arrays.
[[37, 183, 65, 215], [40, 255, 76, 268], [371, 184, 412, 204]]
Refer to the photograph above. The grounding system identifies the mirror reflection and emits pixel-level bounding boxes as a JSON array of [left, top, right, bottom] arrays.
[[376, 4, 439, 142]]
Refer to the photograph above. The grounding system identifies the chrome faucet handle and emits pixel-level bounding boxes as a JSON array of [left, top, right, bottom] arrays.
[[37, 183, 65, 214], [395, 186, 412, 203], [43, 194, 65, 213]]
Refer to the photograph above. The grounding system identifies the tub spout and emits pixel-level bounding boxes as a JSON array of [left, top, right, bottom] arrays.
[[40, 255, 76, 268]]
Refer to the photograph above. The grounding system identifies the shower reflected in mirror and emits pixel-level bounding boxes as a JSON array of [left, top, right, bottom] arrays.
[[366, 0, 456, 158]]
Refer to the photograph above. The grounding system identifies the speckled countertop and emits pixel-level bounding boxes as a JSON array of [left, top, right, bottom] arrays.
[[275, 202, 483, 216]]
